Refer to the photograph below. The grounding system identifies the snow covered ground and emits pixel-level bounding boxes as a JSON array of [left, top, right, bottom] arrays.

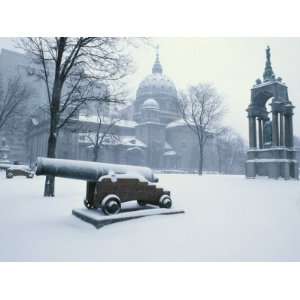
[[1, 171, 300, 261]]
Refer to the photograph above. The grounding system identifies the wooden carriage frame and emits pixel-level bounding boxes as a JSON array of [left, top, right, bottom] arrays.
[[84, 175, 172, 215]]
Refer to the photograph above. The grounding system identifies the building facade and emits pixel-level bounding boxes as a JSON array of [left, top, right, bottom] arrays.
[[74, 50, 215, 171], [0, 49, 48, 163], [1, 48, 219, 172]]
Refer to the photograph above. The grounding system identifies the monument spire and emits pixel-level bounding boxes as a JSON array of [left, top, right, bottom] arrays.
[[263, 46, 275, 82], [152, 45, 163, 74]]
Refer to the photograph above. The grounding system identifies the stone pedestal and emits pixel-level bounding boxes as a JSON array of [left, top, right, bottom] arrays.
[[245, 147, 299, 179], [72, 206, 185, 229]]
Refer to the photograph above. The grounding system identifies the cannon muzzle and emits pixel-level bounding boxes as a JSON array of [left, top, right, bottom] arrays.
[[36, 157, 159, 183]]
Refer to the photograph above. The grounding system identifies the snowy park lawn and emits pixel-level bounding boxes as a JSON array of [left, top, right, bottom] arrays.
[[1, 171, 300, 261]]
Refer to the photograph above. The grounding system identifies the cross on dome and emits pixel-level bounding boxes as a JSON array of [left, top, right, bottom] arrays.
[[152, 45, 163, 74]]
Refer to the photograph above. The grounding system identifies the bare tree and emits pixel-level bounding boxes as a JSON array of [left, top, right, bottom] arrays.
[[20, 37, 133, 196], [83, 104, 120, 162], [178, 83, 226, 175], [215, 127, 246, 174], [0, 75, 32, 132]]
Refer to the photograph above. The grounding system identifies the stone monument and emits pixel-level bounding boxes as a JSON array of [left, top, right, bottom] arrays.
[[245, 46, 299, 179]]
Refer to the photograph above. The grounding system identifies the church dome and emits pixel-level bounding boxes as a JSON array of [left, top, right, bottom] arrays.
[[137, 73, 177, 99], [142, 98, 160, 110], [134, 47, 180, 124], [136, 49, 177, 100]]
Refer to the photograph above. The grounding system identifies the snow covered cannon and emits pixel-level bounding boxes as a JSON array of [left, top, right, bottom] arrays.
[[36, 157, 172, 215]]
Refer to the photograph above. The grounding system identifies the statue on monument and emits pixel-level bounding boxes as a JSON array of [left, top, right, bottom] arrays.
[[263, 119, 272, 146], [266, 46, 271, 61], [263, 46, 276, 82]]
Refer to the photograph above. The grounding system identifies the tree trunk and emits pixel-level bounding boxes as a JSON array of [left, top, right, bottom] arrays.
[[198, 145, 204, 175], [93, 145, 99, 162], [217, 146, 222, 174], [196, 133, 205, 175], [44, 84, 61, 197], [44, 127, 57, 196]]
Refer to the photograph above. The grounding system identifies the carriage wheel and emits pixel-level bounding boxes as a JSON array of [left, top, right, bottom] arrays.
[[84, 199, 94, 209], [101, 195, 121, 215], [6, 172, 13, 179], [159, 195, 172, 208]]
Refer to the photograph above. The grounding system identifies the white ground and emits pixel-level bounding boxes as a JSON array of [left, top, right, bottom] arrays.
[[1, 171, 300, 261]]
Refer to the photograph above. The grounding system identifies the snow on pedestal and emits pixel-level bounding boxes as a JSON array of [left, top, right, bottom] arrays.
[[72, 206, 185, 229]]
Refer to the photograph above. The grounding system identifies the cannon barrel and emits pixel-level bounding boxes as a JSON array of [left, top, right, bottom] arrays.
[[36, 157, 159, 183]]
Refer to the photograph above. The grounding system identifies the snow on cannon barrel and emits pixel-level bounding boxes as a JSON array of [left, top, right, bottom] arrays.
[[36, 157, 159, 183], [35, 157, 172, 215]]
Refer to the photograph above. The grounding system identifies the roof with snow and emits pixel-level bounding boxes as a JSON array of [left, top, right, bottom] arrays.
[[163, 150, 177, 156], [78, 115, 137, 128], [79, 133, 146, 148], [166, 119, 216, 136], [121, 136, 146, 148], [127, 146, 145, 152], [166, 119, 188, 129], [164, 142, 173, 150]]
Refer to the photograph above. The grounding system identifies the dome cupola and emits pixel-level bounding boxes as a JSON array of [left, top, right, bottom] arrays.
[[142, 98, 160, 110], [136, 48, 177, 99], [141, 98, 160, 122]]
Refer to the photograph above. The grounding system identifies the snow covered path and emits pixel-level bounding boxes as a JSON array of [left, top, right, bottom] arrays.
[[1, 172, 300, 261]]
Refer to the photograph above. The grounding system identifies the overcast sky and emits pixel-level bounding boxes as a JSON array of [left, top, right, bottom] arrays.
[[1, 37, 300, 140]]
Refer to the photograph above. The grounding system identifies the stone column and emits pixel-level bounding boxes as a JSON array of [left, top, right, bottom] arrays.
[[285, 114, 291, 148], [284, 114, 289, 147], [248, 116, 257, 148], [248, 117, 252, 147], [262, 119, 267, 148], [258, 118, 263, 149], [253, 117, 257, 148], [272, 112, 279, 147], [279, 113, 284, 146], [289, 115, 294, 148], [285, 114, 294, 148]]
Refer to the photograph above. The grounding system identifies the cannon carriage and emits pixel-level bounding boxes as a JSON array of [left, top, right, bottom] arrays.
[[36, 157, 172, 215]]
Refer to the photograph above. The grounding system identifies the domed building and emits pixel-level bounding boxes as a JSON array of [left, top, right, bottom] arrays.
[[23, 48, 217, 172], [132, 50, 201, 170], [134, 50, 180, 124]]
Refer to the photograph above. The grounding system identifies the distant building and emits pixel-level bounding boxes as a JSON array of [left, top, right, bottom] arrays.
[[0, 49, 48, 163], [0, 48, 219, 171], [72, 50, 214, 170]]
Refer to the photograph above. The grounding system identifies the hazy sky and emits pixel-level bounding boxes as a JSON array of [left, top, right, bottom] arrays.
[[1, 37, 300, 140]]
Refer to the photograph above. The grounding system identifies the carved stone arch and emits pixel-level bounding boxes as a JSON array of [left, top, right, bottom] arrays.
[[252, 91, 274, 109]]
